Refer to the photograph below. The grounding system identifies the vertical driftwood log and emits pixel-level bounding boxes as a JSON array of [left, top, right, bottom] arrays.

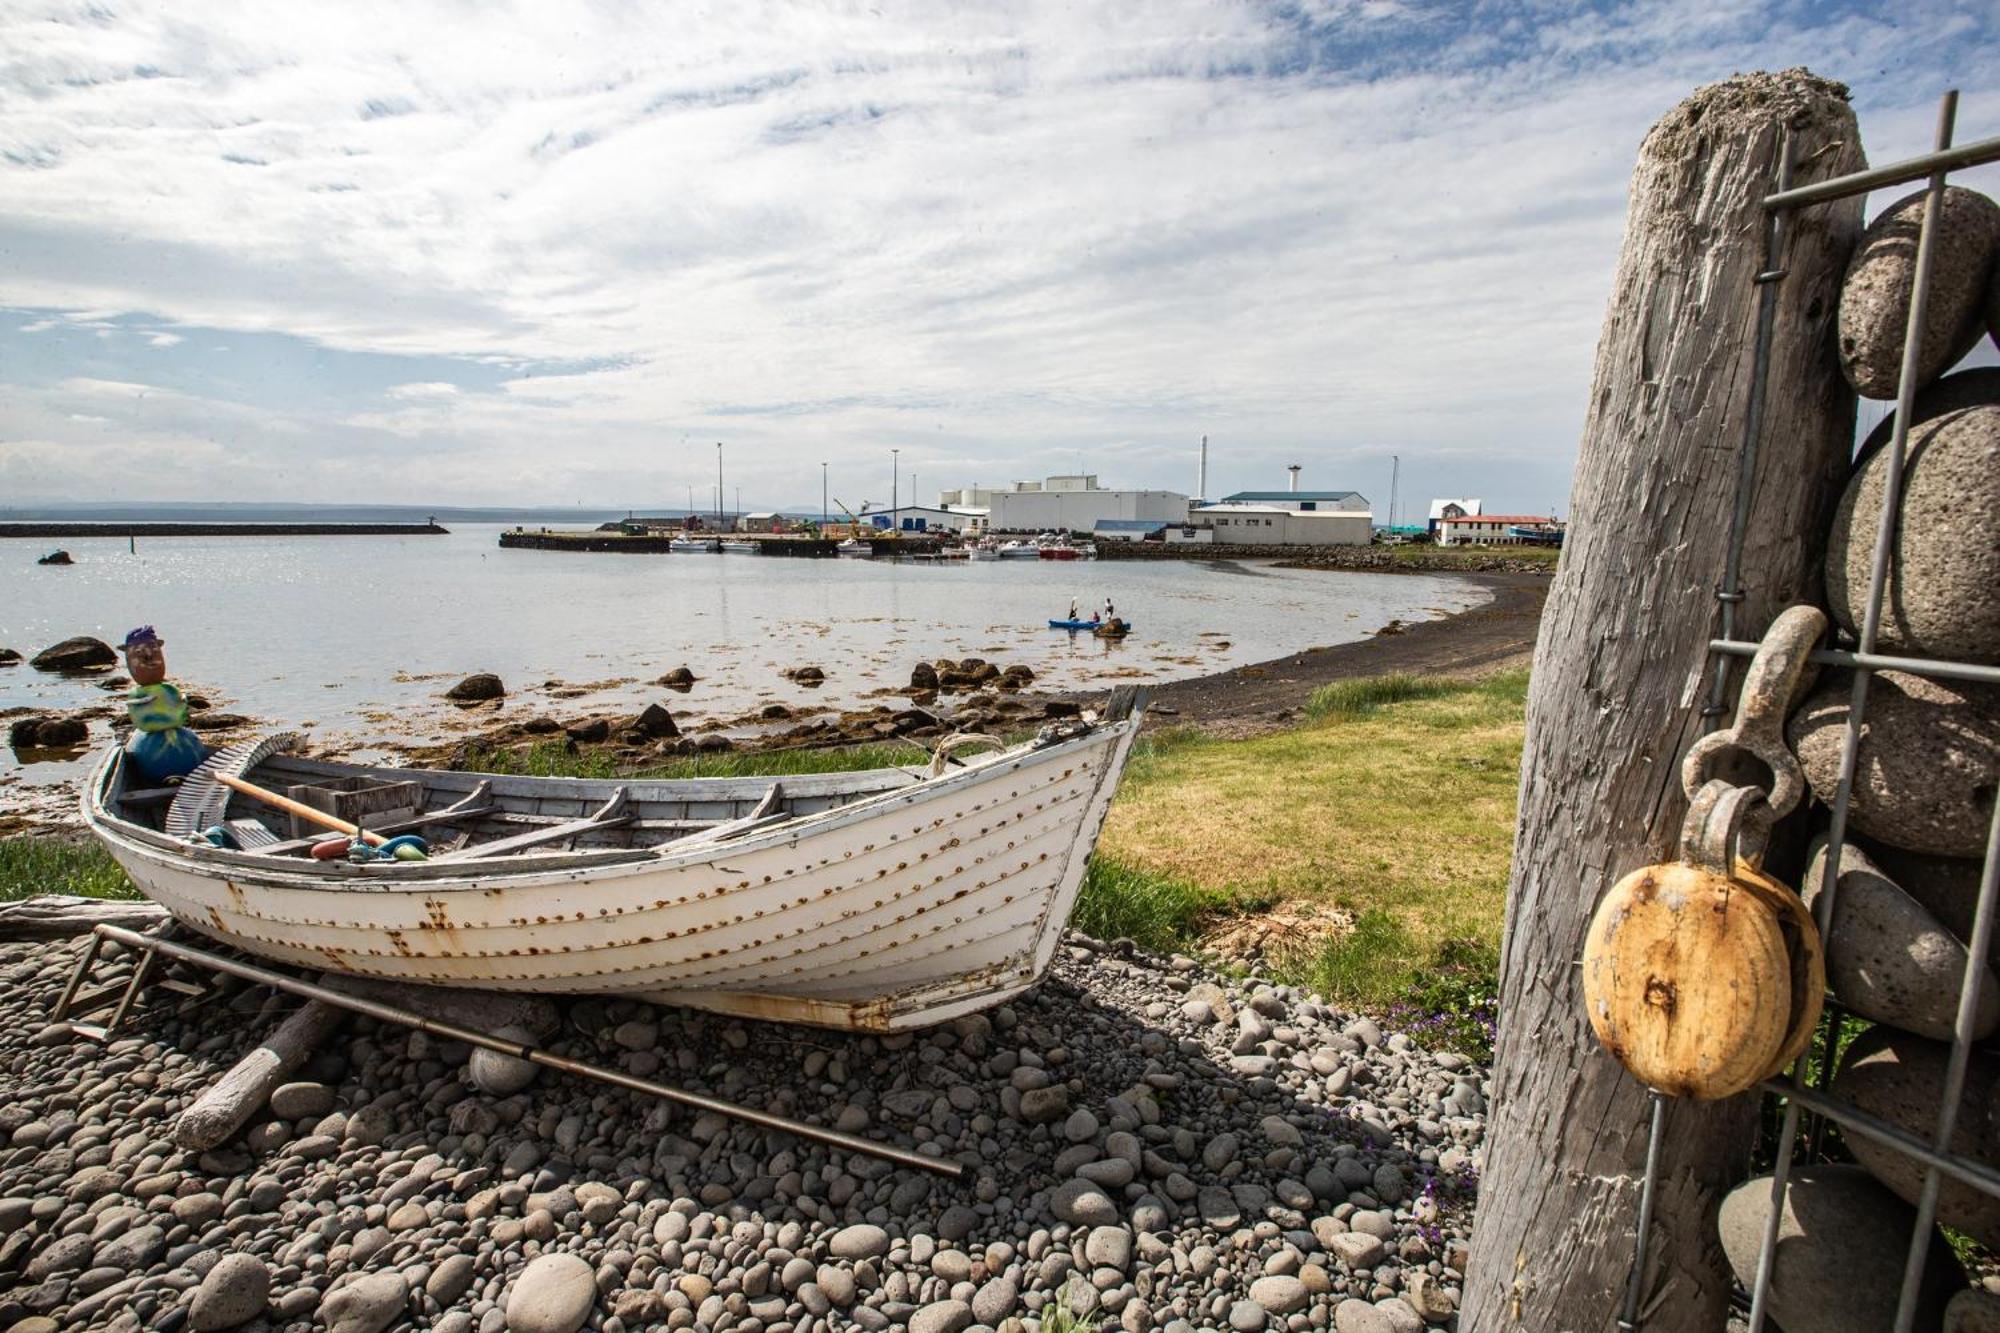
[[1461, 70, 1864, 1333], [174, 999, 344, 1150]]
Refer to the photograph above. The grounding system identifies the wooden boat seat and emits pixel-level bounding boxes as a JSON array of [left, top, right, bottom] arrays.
[[659, 784, 791, 851], [259, 782, 498, 856], [436, 788, 633, 861]]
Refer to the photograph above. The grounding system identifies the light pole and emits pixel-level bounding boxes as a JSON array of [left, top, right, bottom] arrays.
[[891, 449, 900, 527]]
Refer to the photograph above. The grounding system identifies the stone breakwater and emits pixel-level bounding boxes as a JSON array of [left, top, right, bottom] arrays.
[[1095, 544, 1555, 576], [0, 933, 1485, 1333]]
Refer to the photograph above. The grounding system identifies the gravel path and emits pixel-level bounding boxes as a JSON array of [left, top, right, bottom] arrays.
[[0, 932, 1484, 1333]]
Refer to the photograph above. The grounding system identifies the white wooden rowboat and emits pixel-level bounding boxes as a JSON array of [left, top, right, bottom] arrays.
[[81, 693, 1144, 1031]]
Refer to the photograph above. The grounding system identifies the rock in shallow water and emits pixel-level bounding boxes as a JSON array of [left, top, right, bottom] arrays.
[[1719, 1164, 1961, 1333]]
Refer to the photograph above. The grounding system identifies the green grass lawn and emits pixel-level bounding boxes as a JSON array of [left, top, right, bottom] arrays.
[[0, 837, 139, 902], [1080, 671, 1526, 1020], [460, 738, 941, 781]]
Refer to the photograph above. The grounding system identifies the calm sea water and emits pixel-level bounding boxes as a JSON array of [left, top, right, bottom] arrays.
[[1, 525, 1485, 798]]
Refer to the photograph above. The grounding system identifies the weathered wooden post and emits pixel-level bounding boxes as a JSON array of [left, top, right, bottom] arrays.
[[1461, 70, 1865, 1332]]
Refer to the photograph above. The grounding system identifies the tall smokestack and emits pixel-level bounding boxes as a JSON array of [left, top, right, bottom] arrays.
[[1197, 435, 1208, 503], [1287, 464, 1301, 494]]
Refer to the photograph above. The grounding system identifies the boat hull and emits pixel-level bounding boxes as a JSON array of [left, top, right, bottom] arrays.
[[84, 719, 1141, 1031]]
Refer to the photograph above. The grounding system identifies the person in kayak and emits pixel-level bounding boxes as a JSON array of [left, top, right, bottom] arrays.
[[1068, 596, 1079, 622]]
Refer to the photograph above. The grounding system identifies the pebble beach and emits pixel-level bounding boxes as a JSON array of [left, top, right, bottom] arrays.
[[0, 930, 1485, 1333]]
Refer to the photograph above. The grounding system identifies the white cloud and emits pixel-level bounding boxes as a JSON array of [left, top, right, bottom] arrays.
[[1, 0, 1997, 510]]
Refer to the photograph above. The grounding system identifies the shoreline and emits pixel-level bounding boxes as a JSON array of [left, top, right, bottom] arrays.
[[1130, 571, 1547, 736]]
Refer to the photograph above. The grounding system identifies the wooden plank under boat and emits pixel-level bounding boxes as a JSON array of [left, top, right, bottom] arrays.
[[81, 693, 1145, 1031]]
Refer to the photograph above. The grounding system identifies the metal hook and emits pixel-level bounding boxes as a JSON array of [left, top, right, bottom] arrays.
[[1682, 604, 1826, 821]]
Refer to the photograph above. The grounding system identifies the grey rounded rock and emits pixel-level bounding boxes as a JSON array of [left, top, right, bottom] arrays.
[[1790, 670, 2000, 857], [1084, 1226, 1132, 1272], [972, 1276, 1019, 1325], [1227, 1300, 1268, 1332], [910, 1299, 974, 1333], [1948, 1288, 2000, 1332], [469, 1026, 540, 1095], [504, 1252, 597, 1333], [428, 1252, 477, 1306], [1719, 1164, 1961, 1332], [267, 1080, 335, 1120], [1826, 369, 2000, 662], [189, 1253, 271, 1331], [828, 1223, 890, 1260], [319, 1271, 409, 1333], [1049, 1179, 1118, 1227], [1333, 1298, 1393, 1333], [1834, 1026, 2000, 1247], [1805, 837, 2000, 1039], [1838, 186, 2000, 398], [1868, 840, 1995, 965], [1248, 1275, 1308, 1315]]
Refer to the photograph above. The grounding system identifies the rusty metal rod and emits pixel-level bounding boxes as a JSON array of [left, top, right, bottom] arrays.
[[85, 924, 968, 1180]]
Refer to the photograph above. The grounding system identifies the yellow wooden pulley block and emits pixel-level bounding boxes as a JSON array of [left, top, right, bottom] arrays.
[[1583, 858, 1823, 1100]]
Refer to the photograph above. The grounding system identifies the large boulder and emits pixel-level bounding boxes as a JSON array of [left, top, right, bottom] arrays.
[[1719, 1164, 1962, 1332], [657, 666, 696, 690], [1838, 186, 2000, 398], [30, 636, 117, 672], [1825, 369, 2000, 662], [1833, 1026, 2000, 1247], [445, 673, 504, 702], [1804, 837, 1999, 1040], [0, 648, 20, 666], [1790, 670, 2000, 857]]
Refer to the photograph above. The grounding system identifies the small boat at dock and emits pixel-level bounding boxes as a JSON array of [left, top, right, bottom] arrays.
[[719, 540, 759, 554], [669, 537, 720, 553], [82, 691, 1146, 1031]]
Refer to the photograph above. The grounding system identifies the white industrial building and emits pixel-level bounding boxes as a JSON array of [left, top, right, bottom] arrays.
[[1428, 498, 1482, 541], [940, 475, 1190, 534], [1435, 512, 1559, 545], [1197, 504, 1373, 546]]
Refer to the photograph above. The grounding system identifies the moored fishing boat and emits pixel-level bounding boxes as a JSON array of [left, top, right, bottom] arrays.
[[81, 692, 1145, 1031], [669, 537, 720, 553]]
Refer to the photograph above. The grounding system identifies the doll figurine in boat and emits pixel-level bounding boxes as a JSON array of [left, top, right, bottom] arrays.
[[120, 626, 209, 783]]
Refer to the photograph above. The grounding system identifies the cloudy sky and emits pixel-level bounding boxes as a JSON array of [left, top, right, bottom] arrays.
[[3, 1, 1997, 517]]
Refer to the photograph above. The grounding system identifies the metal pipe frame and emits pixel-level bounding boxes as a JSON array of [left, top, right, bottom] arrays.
[[81, 923, 969, 1181], [1764, 131, 2000, 212], [1736, 90, 2000, 1333], [1706, 638, 2000, 687]]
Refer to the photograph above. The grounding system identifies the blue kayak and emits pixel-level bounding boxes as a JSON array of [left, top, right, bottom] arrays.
[[1049, 619, 1133, 632]]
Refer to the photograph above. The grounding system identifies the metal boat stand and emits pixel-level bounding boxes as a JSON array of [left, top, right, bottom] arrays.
[[53, 922, 967, 1180]]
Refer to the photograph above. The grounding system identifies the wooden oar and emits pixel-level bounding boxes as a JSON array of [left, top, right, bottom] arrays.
[[215, 773, 388, 847]]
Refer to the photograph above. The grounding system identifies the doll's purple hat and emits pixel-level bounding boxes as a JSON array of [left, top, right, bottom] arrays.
[[121, 626, 161, 649]]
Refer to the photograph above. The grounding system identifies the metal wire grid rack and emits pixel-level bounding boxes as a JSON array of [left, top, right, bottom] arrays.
[[1688, 90, 2000, 1333]]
